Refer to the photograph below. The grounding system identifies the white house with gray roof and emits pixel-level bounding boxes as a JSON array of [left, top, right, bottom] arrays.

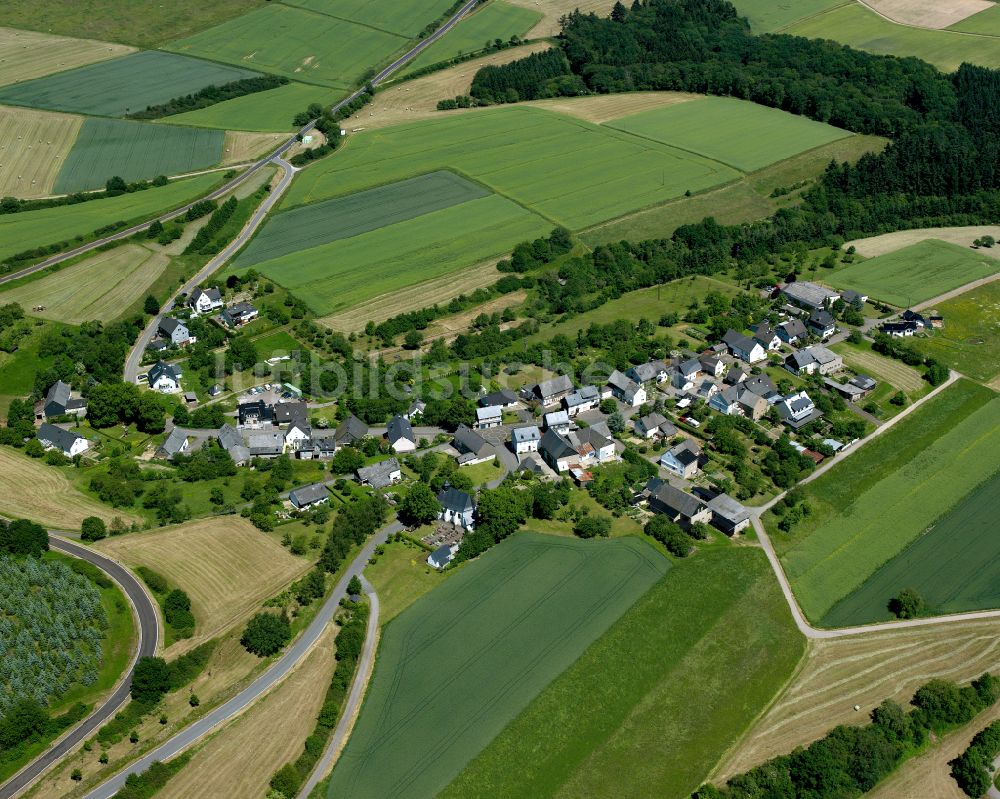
[[217, 424, 250, 466], [357, 458, 401, 489], [148, 361, 182, 393], [475, 405, 502, 429], [722, 329, 766, 364], [660, 439, 701, 479], [529, 374, 574, 406], [511, 425, 541, 455], [189, 287, 223, 315], [158, 317, 193, 347], [289, 483, 329, 509], [157, 428, 190, 459], [607, 370, 646, 407], [38, 380, 87, 419], [453, 424, 493, 465], [36, 423, 89, 457], [563, 385, 600, 417]]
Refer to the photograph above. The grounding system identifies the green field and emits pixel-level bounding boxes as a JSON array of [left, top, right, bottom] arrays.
[[285, 106, 741, 229], [167, 4, 407, 89], [786, 4, 1000, 71], [829, 239, 999, 307], [162, 81, 340, 131], [402, 1, 543, 74], [238, 171, 489, 267], [607, 96, 850, 172], [325, 533, 668, 799], [283, 0, 457, 37], [231, 193, 549, 315], [823, 469, 1000, 626], [0, 172, 219, 262], [0, 50, 259, 117], [951, 4, 1000, 34], [916, 279, 1000, 383], [439, 547, 804, 799], [773, 381, 1000, 623], [54, 118, 224, 192], [729, 0, 845, 32], [249, 328, 305, 356]]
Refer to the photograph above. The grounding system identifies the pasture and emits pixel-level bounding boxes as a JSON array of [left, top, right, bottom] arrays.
[[0, 0, 260, 48], [0, 27, 133, 87], [785, 4, 1000, 71], [0, 50, 259, 117], [163, 81, 342, 132], [828, 239, 998, 307], [0, 245, 167, 325], [952, 3, 1000, 33], [167, 4, 407, 89], [728, 0, 845, 32], [771, 380, 1000, 623], [917, 279, 1000, 383], [440, 547, 803, 799], [0, 172, 218, 262], [823, 469, 1000, 626], [237, 171, 489, 268], [283, 0, 457, 37], [402, 1, 543, 74], [366, 538, 451, 624], [607, 95, 851, 172], [325, 534, 668, 799], [0, 448, 140, 529], [284, 106, 742, 229], [54, 118, 224, 193], [94, 517, 311, 641], [234, 193, 549, 315], [0, 105, 82, 198]]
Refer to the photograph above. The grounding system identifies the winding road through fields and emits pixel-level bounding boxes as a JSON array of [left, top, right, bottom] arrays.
[[0, 536, 159, 799]]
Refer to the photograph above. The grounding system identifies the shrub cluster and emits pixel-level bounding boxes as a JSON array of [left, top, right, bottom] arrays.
[[951, 718, 1000, 797], [183, 196, 236, 255]]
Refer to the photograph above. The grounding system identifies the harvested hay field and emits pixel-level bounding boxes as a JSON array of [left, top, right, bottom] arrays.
[[528, 91, 701, 123], [0, 104, 82, 198], [0, 27, 133, 87], [318, 259, 503, 332], [833, 344, 925, 392], [860, 0, 992, 29], [847, 225, 1000, 259], [343, 43, 551, 131], [95, 517, 310, 641], [158, 624, 337, 799], [221, 130, 283, 165], [0, 447, 139, 529], [506, 0, 618, 37], [714, 618, 1000, 781], [1, 245, 166, 325]]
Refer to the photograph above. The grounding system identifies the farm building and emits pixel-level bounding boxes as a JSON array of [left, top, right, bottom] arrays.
[[36, 423, 89, 457], [647, 480, 712, 528], [37, 380, 87, 419], [438, 486, 475, 530], [357, 459, 401, 489], [707, 493, 751, 534], [781, 281, 839, 311], [248, 430, 284, 458], [479, 388, 518, 408], [289, 483, 329, 509], [274, 401, 309, 427]]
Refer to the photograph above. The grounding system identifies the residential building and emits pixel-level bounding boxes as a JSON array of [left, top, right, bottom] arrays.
[[334, 414, 368, 446], [647, 481, 712, 527], [146, 340, 170, 356], [901, 309, 930, 327], [156, 428, 190, 459], [386, 415, 416, 453], [777, 391, 822, 429], [743, 374, 780, 404], [781, 281, 839, 311], [289, 483, 329, 510], [273, 401, 308, 427], [222, 302, 258, 328], [357, 458, 401, 489], [475, 405, 502, 430], [807, 309, 836, 338], [627, 360, 669, 385], [698, 355, 725, 378], [737, 388, 769, 421], [217, 424, 250, 466], [722, 329, 766, 364], [405, 399, 426, 421], [238, 399, 274, 428], [563, 385, 600, 417], [607, 370, 646, 407], [707, 493, 751, 534], [511, 425, 541, 455], [839, 289, 867, 306], [709, 385, 742, 416], [881, 321, 920, 337], [724, 367, 746, 386], [158, 317, 193, 346], [298, 433, 337, 460], [452, 424, 493, 465], [529, 375, 574, 406], [660, 439, 701, 479], [148, 361, 182, 393], [543, 409, 570, 434], [427, 543, 459, 570], [752, 322, 781, 351], [438, 486, 475, 530], [38, 380, 87, 419], [634, 412, 676, 440], [284, 422, 311, 452], [696, 379, 719, 402], [777, 318, 808, 345], [36, 423, 89, 457], [479, 388, 518, 409], [539, 427, 615, 473], [189, 287, 223, 314], [248, 429, 284, 458], [786, 344, 842, 376]]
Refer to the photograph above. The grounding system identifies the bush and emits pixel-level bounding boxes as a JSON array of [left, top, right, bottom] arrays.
[[136, 566, 169, 594], [573, 515, 611, 538], [131, 657, 171, 704], [80, 516, 107, 542], [241, 612, 291, 657]]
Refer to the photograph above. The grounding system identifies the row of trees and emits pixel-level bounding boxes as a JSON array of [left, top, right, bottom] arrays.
[[126, 75, 288, 120], [951, 718, 1000, 797]]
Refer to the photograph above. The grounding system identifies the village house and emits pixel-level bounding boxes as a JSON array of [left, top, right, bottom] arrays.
[[777, 318, 808, 345], [289, 483, 329, 510], [189, 287, 223, 315], [217, 424, 250, 466], [222, 302, 259, 328], [698, 354, 725, 378], [743, 374, 781, 404], [724, 366, 746, 386], [807, 309, 836, 339], [248, 429, 284, 458], [673, 358, 702, 391], [334, 415, 369, 447], [36, 423, 89, 458], [839, 289, 868, 307], [607, 370, 647, 407], [777, 391, 822, 429], [148, 361, 182, 393], [527, 375, 574, 406], [647, 480, 712, 527], [781, 281, 840, 311], [357, 458, 401, 489], [438, 486, 476, 530], [539, 427, 615, 473], [405, 399, 426, 421], [543, 409, 571, 435], [634, 412, 676, 440], [825, 374, 877, 403], [453, 424, 493, 465], [563, 385, 600, 417], [37, 380, 87, 419], [156, 428, 190, 459], [238, 399, 274, 428], [274, 401, 309, 428], [785, 344, 843, 377], [881, 320, 921, 337], [428, 543, 459, 570], [722, 329, 767, 364], [284, 422, 311, 453], [511, 425, 541, 455], [660, 439, 701, 479], [707, 493, 751, 534], [298, 433, 338, 460], [475, 405, 503, 430], [710, 385, 768, 421], [386, 415, 416, 453], [158, 317, 194, 347], [627, 360, 670, 385], [696, 379, 719, 402], [752, 322, 782, 352], [479, 388, 519, 409]]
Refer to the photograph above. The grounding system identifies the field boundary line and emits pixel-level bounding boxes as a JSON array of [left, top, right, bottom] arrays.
[[853, 0, 1000, 37], [276, 1, 412, 39]]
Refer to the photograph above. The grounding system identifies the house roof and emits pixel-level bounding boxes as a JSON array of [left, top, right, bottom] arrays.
[[565, 385, 600, 407], [664, 438, 700, 467], [651, 482, 706, 519], [540, 428, 576, 461], [881, 321, 920, 333], [290, 483, 328, 506], [217, 424, 250, 463], [438, 486, 475, 513], [707, 493, 750, 524], [722, 329, 759, 355], [428, 545, 454, 568], [225, 301, 257, 316], [159, 428, 188, 456], [809, 344, 840, 366], [839, 289, 866, 304], [544, 409, 569, 428], [45, 380, 71, 410], [480, 388, 517, 407], [248, 430, 284, 455], [608, 369, 641, 394], [570, 426, 612, 452], [714, 384, 740, 407], [192, 287, 222, 302], [737, 387, 767, 412], [850, 374, 877, 390], [788, 349, 816, 369], [37, 423, 86, 452], [782, 281, 838, 308], [679, 358, 701, 377], [699, 355, 721, 372], [752, 322, 777, 342], [743, 374, 778, 398], [387, 415, 414, 445], [589, 420, 612, 438], [453, 424, 490, 456], [159, 317, 185, 336], [335, 414, 368, 444], [637, 412, 668, 431], [357, 458, 400, 489], [724, 367, 746, 385], [408, 399, 426, 416], [534, 374, 573, 399], [512, 425, 541, 444], [809, 309, 836, 327], [149, 361, 181, 382], [476, 405, 502, 422], [274, 401, 308, 425], [629, 360, 667, 383], [779, 318, 808, 338]]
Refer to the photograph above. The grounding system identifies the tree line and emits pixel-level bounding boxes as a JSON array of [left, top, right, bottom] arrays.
[[125, 76, 288, 120]]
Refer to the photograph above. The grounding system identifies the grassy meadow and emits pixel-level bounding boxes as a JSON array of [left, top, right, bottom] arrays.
[[607, 95, 850, 172], [440, 546, 804, 799], [951, 4, 1000, 33], [727, 0, 845, 32], [771, 380, 1000, 623], [326, 534, 668, 799], [54, 118, 224, 192], [283, 0, 458, 37], [915, 279, 1000, 383], [828, 239, 998, 307], [162, 81, 340, 132], [0, 172, 218, 262], [786, 4, 1000, 71], [0, 50, 259, 117]]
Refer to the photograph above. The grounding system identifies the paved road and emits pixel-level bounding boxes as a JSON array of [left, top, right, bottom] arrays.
[[296, 575, 380, 799], [0, 536, 159, 799], [81, 521, 400, 799], [123, 157, 297, 384]]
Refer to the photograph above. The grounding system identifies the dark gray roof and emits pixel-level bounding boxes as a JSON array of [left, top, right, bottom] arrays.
[[217, 424, 250, 464], [722, 329, 758, 354], [225, 301, 257, 316], [37, 423, 86, 452], [158, 317, 185, 336], [652, 483, 705, 519], [564, 385, 600, 407], [666, 440, 699, 467], [782, 281, 837, 308], [850, 374, 877, 390], [752, 322, 776, 342], [248, 430, 284, 455], [335, 414, 368, 444], [608, 369, 640, 393], [541, 428, 576, 460], [193, 287, 222, 302], [724, 367, 746, 385], [290, 483, 328, 506], [809, 309, 836, 327], [428, 545, 454, 568], [512, 425, 541, 444], [149, 361, 181, 383], [707, 493, 750, 524], [534, 374, 574, 399], [438, 486, 474, 513], [274, 401, 308, 425], [788, 350, 815, 369], [637, 412, 668, 431], [678, 358, 701, 377], [480, 388, 517, 407], [453, 424, 489, 456], [357, 458, 400, 488], [629, 360, 668, 383], [387, 415, 414, 445], [45, 380, 71, 411], [779, 318, 808, 338], [159, 428, 188, 457], [743, 375, 778, 398]]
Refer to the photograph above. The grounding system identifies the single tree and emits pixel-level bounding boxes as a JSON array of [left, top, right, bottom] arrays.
[[130, 656, 171, 704], [400, 482, 441, 525], [143, 295, 160, 315], [80, 517, 107, 542], [888, 588, 924, 619], [347, 574, 363, 596], [241, 612, 291, 656]]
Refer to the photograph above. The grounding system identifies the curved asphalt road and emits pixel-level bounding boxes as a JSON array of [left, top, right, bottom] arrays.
[[0, 536, 158, 799], [81, 521, 401, 799]]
